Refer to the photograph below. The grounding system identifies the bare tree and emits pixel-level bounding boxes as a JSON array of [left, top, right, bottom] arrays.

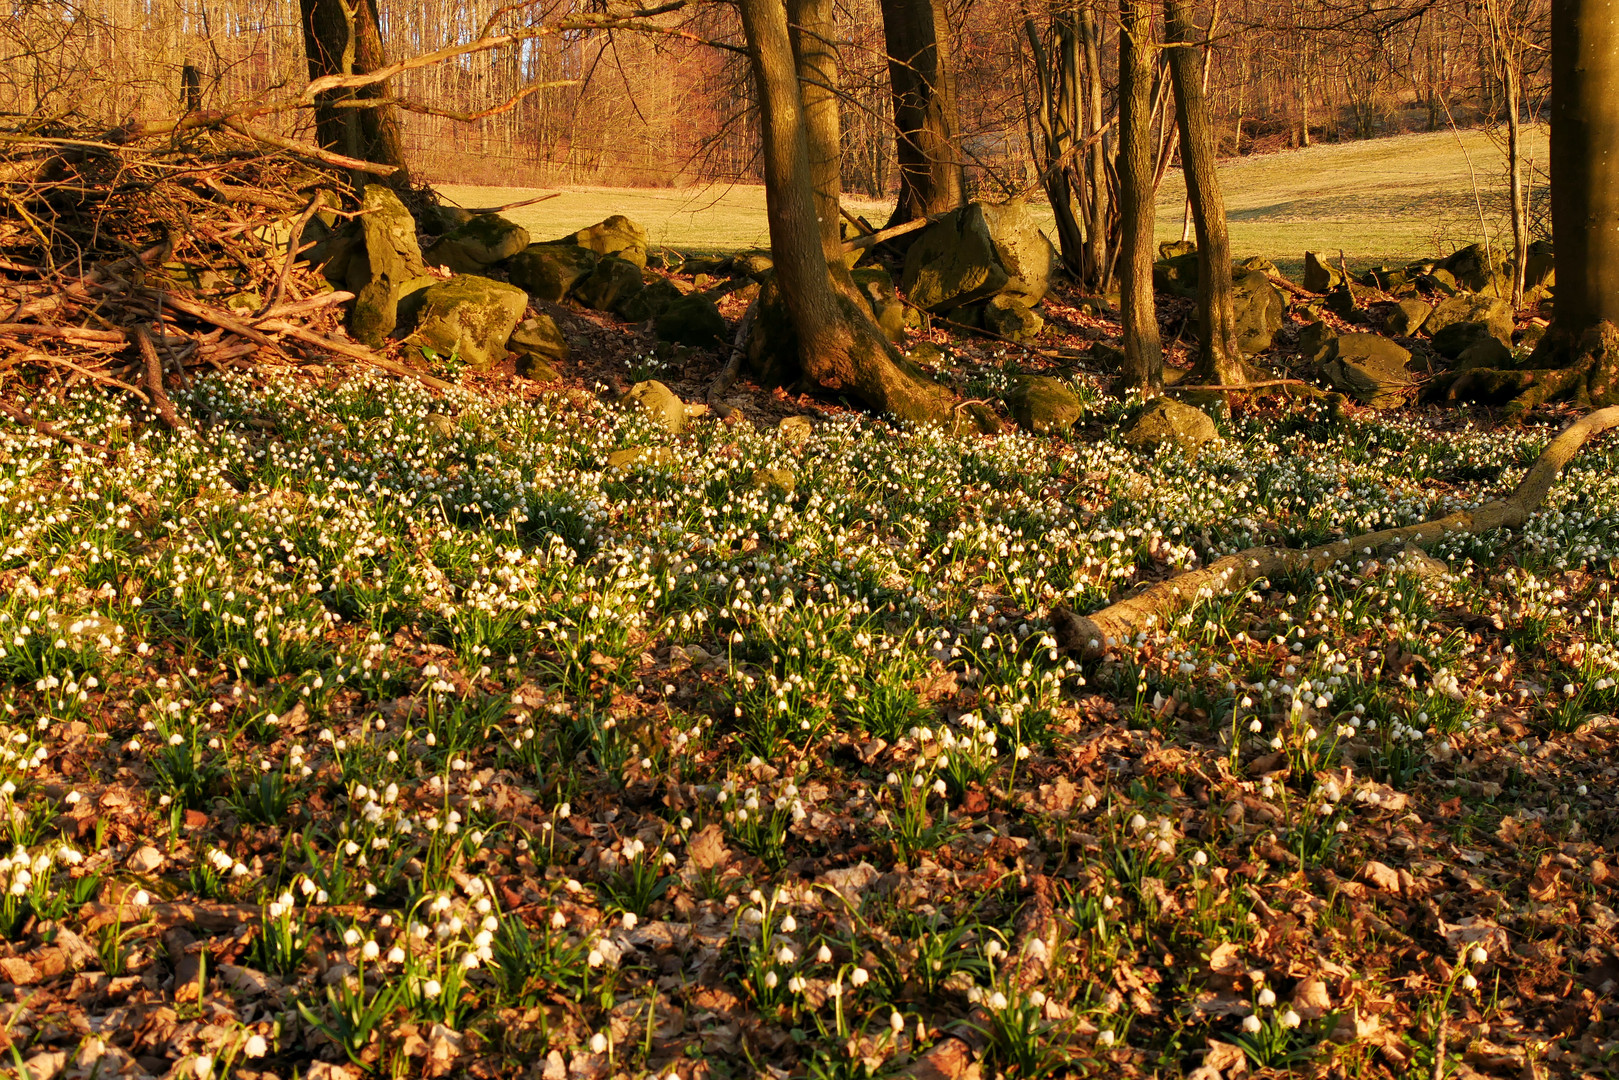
[[1164, 0, 1250, 385], [1116, 0, 1162, 389], [737, 0, 960, 421], [299, 0, 410, 186]]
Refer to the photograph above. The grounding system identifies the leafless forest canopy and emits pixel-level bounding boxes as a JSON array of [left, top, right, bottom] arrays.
[[0, 0, 1547, 193]]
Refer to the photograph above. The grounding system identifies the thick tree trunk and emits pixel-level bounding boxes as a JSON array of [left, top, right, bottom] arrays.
[[1432, 0, 1619, 414], [1164, 0, 1251, 385], [738, 0, 958, 424], [1117, 0, 1162, 390], [1080, 5, 1111, 291], [299, 0, 410, 188], [788, 0, 843, 260], [1545, 0, 1619, 338], [880, 0, 966, 226]]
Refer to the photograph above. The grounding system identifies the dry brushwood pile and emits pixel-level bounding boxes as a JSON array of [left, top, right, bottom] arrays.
[[0, 129, 434, 438], [2, 144, 1619, 1080]]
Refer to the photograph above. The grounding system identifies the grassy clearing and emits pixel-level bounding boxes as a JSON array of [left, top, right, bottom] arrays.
[[440, 127, 1547, 271], [2, 363, 1617, 1077]]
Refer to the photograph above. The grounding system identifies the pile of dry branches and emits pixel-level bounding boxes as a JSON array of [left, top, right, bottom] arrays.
[[0, 126, 440, 444]]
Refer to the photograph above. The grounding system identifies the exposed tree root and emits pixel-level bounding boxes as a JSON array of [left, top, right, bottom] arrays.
[[1425, 321, 1619, 415], [1053, 406, 1619, 656]]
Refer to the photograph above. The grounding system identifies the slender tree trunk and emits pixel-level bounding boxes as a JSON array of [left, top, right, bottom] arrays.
[[881, 0, 966, 225], [1025, 9, 1087, 276], [738, 0, 957, 422], [788, 0, 844, 260], [1080, 4, 1111, 291], [1164, 0, 1249, 384], [299, 0, 410, 188], [1117, 0, 1162, 390]]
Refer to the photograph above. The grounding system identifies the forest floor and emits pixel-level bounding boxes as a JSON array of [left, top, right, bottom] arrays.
[[1, 248, 1617, 1080], [436, 127, 1549, 275]]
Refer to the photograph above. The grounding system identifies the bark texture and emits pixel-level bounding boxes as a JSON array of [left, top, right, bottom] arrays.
[[299, 0, 410, 187], [880, 0, 966, 226], [1116, 0, 1162, 390], [788, 0, 844, 260], [1164, 0, 1251, 385], [1055, 407, 1619, 656], [1080, 5, 1111, 291]]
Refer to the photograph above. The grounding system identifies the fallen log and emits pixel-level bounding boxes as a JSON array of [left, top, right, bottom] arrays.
[[1053, 406, 1619, 656]]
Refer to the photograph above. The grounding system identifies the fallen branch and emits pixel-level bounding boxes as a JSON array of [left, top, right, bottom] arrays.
[[132, 325, 185, 431], [841, 211, 948, 254], [707, 299, 756, 408], [1162, 379, 1314, 393], [1053, 406, 1619, 655], [257, 194, 326, 316]]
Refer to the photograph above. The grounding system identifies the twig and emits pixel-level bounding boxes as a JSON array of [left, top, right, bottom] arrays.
[[442, 191, 562, 215], [1162, 379, 1311, 393], [707, 299, 756, 406], [257, 195, 327, 317], [131, 325, 185, 431], [0, 399, 110, 454]]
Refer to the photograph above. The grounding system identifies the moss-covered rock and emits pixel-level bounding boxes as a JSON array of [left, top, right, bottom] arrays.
[[1319, 333, 1413, 408], [552, 215, 648, 269], [656, 292, 727, 347], [1302, 251, 1343, 293], [1007, 375, 1082, 434], [1299, 320, 1338, 362], [616, 277, 684, 322], [900, 199, 1057, 312], [1385, 298, 1432, 336], [423, 214, 530, 274], [574, 256, 644, 312], [506, 244, 599, 303], [1232, 271, 1284, 354], [515, 355, 562, 381], [406, 275, 528, 370], [1425, 293, 1513, 341], [510, 314, 569, 364], [983, 295, 1045, 343], [347, 185, 428, 347], [1121, 398, 1218, 454]]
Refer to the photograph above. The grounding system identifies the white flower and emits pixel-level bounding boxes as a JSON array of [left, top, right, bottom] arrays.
[[1280, 1009, 1301, 1029], [422, 978, 442, 998], [1242, 1015, 1262, 1033], [589, 1033, 607, 1054], [191, 1055, 213, 1078], [850, 966, 869, 986], [1469, 945, 1488, 965], [622, 912, 638, 930], [817, 944, 832, 963], [891, 1011, 905, 1033], [1461, 974, 1478, 991], [242, 1034, 268, 1058], [781, 914, 797, 933], [1097, 1030, 1115, 1047], [1257, 988, 1276, 1007], [764, 970, 778, 988], [988, 991, 1008, 1010], [361, 940, 379, 961]]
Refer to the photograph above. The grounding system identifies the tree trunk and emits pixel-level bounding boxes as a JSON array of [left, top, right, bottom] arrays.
[[1531, 0, 1619, 369], [880, 0, 966, 226], [788, 0, 844, 260], [1025, 9, 1087, 277], [738, 0, 959, 424], [1080, 4, 1111, 291], [1117, 0, 1163, 390], [1432, 0, 1619, 414], [1164, 0, 1251, 385], [299, 0, 410, 188]]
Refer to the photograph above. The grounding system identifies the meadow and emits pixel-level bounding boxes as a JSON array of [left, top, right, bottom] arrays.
[[438, 127, 1549, 272]]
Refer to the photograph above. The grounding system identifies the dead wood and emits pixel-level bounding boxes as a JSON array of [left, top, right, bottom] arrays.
[[1053, 406, 1619, 656]]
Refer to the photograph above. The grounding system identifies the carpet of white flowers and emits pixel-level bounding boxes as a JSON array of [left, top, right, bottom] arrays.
[[1, 373, 1618, 1080]]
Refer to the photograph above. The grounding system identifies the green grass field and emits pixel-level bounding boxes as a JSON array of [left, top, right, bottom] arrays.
[[437, 127, 1547, 271]]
